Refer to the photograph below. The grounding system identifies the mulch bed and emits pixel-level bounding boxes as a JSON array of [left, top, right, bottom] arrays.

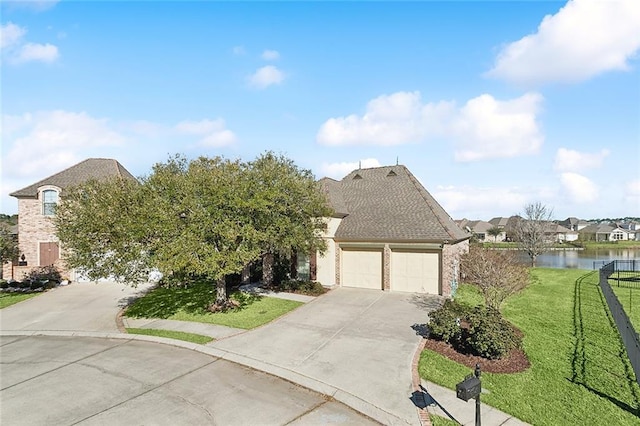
[[424, 338, 530, 374]]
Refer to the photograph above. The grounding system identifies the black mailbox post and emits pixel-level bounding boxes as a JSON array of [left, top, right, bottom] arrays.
[[456, 375, 481, 401], [456, 363, 482, 426]]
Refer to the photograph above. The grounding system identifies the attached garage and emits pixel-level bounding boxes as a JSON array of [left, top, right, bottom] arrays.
[[341, 248, 382, 290], [391, 250, 439, 294]]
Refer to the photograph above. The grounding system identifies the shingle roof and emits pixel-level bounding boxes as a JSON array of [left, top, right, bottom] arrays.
[[318, 177, 348, 217], [10, 158, 137, 198], [324, 165, 468, 242]]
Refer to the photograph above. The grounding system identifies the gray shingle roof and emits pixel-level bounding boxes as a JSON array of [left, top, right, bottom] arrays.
[[318, 177, 349, 217], [10, 158, 137, 198], [324, 165, 468, 242]]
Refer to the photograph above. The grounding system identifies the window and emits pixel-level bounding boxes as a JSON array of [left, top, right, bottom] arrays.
[[42, 190, 58, 216], [612, 232, 624, 241]]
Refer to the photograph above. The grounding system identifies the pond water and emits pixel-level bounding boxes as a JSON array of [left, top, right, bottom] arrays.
[[517, 248, 640, 270]]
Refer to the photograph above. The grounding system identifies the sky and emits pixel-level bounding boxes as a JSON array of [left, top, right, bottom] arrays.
[[1, 0, 639, 221]]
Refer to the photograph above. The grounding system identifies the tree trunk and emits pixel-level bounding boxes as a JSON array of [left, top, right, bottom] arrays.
[[531, 254, 537, 267], [215, 277, 227, 304], [263, 253, 274, 286]]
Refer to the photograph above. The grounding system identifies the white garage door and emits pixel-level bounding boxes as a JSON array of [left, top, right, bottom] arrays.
[[341, 249, 382, 290], [391, 251, 439, 294]]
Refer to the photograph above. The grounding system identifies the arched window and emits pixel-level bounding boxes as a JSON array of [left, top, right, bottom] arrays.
[[42, 190, 58, 216]]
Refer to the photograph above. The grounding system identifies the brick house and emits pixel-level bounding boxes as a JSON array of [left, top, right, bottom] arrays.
[[310, 165, 470, 296], [3, 158, 136, 281]]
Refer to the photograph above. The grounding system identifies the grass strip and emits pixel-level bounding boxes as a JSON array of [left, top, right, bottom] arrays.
[[126, 328, 213, 344], [0, 292, 40, 309], [419, 268, 640, 425]]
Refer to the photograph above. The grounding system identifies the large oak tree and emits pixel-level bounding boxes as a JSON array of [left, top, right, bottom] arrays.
[[55, 153, 333, 308]]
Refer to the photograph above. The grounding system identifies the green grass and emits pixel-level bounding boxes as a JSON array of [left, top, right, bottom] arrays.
[[126, 328, 213, 344], [581, 241, 640, 250], [430, 414, 460, 426], [611, 282, 640, 332], [124, 281, 303, 329], [420, 269, 640, 425], [0, 292, 40, 309]]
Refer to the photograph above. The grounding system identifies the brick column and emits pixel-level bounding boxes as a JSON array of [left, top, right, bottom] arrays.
[[383, 244, 391, 291]]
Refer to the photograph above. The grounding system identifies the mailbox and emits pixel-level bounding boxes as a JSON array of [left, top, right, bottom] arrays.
[[456, 375, 481, 402]]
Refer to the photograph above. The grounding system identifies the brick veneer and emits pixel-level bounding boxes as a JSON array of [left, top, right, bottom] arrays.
[[441, 240, 469, 297]]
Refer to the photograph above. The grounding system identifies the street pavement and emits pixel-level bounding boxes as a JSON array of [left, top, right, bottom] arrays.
[[0, 335, 377, 426]]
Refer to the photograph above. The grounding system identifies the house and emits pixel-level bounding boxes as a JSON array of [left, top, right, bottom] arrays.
[[312, 165, 469, 296], [579, 223, 633, 242], [456, 219, 502, 242], [559, 217, 590, 232], [546, 223, 579, 242], [3, 158, 136, 281], [618, 220, 639, 241]]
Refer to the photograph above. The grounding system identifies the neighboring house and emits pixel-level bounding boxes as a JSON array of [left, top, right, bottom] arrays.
[[313, 165, 469, 297], [618, 221, 639, 241], [456, 219, 500, 242], [488, 216, 520, 241], [546, 223, 579, 242], [3, 158, 136, 281], [579, 223, 633, 242], [559, 217, 590, 232]]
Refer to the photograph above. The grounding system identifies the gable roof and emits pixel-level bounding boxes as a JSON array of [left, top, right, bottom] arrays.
[[318, 177, 348, 217], [10, 158, 137, 198], [324, 165, 468, 242]]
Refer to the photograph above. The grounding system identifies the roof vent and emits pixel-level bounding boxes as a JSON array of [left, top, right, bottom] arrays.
[[386, 170, 397, 177], [353, 173, 363, 180]]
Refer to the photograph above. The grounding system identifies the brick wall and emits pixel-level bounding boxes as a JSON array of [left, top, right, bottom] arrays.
[[441, 239, 469, 297]]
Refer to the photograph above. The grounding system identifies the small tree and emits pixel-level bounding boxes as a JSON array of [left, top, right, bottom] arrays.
[[512, 202, 554, 266], [461, 247, 529, 311], [487, 226, 502, 242], [0, 227, 19, 266]]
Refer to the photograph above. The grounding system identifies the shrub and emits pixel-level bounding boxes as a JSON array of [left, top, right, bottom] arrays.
[[428, 300, 467, 343], [465, 306, 522, 360], [30, 281, 44, 290], [0, 280, 8, 289], [23, 265, 62, 283], [19, 280, 32, 289], [278, 279, 327, 296]]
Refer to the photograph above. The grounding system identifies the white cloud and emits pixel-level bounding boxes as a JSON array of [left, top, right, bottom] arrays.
[[1, 22, 59, 64], [560, 172, 599, 203], [175, 118, 237, 147], [261, 49, 280, 60], [434, 186, 529, 219], [317, 91, 454, 146], [2, 110, 126, 179], [452, 93, 543, 162], [488, 0, 640, 85], [248, 65, 285, 89], [13, 42, 58, 63], [317, 91, 543, 162], [1, 22, 26, 49], [554, 148, 609, 172], [320, 158, 382, 179]]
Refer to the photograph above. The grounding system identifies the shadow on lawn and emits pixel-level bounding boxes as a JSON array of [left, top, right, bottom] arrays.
[[124, 281, 261, 319], [571, 271, 640, 416]]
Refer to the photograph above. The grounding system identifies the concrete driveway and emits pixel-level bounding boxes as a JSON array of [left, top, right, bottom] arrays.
[[0, 282, 152, 332], [210, 288, 443, 425], [0, 335, 377, 426]]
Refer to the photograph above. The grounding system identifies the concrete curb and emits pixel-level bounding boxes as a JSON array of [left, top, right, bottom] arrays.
[[0, 330, 407, 425]]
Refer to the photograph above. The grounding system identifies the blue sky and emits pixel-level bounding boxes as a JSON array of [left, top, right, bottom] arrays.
[[2, 0, 639, 220]]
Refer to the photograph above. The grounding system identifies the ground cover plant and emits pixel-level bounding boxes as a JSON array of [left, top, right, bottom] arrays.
[[126, 328, 213, 344], [275, 279, 328, 296], [611, 282, 640, 332], [125, 281, 302, 329], [0, 292, 40, 309], [420, 269, 640, 425]]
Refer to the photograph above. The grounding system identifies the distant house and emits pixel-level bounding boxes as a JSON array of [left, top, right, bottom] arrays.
[[456, 219, 501, 242], [618, 221, 639, 241], [3, 158, 136, 281], [315, 165, 470, 296], [558, 217, 590, 232], [579, 223, 633, 242], [546, 223, 579, 242]]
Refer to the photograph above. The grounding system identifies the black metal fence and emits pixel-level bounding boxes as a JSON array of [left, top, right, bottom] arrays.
[[599, 261, 640, 386]]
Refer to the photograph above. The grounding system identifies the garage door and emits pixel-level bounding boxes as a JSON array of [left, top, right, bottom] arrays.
[[391, 251, 439, 294], [341, 249, 382, 289]]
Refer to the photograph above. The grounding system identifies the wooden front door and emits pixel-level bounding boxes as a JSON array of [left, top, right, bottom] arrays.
[[39, 242, 59, 266]]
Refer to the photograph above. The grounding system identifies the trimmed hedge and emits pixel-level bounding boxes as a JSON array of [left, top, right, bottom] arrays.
[[428, 300, 521, 360]]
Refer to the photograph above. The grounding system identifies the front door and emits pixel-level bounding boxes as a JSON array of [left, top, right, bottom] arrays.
[[39, 242, 59, 266]]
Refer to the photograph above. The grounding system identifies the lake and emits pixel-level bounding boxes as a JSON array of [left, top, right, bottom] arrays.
[[519, 248, 640, 270]]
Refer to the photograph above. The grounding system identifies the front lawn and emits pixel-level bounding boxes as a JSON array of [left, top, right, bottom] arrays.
[[0, 292, 40, 309], [611, 282, 640, 332], [420, 269, 640, 425], [125, 281, 303, 329]]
